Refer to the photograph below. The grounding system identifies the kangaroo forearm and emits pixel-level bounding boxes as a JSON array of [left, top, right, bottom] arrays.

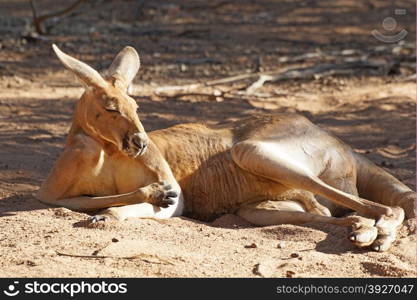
[[37, 180, 178, 212], [48, 189, 150, 212]]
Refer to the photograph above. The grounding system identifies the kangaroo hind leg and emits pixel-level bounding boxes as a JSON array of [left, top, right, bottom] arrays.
[[231, 140, 404, 251], [237, 200, 378, 247]]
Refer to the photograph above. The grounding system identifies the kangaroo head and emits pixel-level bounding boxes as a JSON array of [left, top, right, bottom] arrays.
[[52, 44, 148, 157]]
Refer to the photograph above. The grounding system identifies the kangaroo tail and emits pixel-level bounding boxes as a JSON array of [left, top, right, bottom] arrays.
[[354, 152, 416, 219]]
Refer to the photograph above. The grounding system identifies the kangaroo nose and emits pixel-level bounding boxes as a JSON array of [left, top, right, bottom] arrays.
[[131, 132, 148, 155]]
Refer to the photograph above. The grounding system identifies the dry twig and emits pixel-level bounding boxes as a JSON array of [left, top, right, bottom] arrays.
[[153, 59, 388, 96], [55, 251, 175, 265], [244, 60, 386, 94], [30, 0, 87, 34], [150, 43, 411, 98]]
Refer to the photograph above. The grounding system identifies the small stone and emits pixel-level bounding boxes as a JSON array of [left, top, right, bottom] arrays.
[[244, 243, 257, 249], [290, 253, 299, 258], [26, 260, 37, 267], [253, 264, 263, 277], [111, 238, 119, 243], [286, 270, 296, 278], [253, 260, 275, 277], [53, 207, 71, 218], [277, 241, 285, 249]]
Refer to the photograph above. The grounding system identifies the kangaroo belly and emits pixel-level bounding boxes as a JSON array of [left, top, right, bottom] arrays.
[[179, 151, 285, 220]]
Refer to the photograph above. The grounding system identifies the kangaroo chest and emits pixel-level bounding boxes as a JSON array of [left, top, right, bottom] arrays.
[[69, 149, 152, 197]]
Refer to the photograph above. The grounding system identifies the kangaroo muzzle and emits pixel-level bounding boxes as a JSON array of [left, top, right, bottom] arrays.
[[123, 132, 148, 157]]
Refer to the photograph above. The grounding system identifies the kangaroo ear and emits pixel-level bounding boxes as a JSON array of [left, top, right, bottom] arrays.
[[52, 44, 108, 89], [106, 46, 140, 93]]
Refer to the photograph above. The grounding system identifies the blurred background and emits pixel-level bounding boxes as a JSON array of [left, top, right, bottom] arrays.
[[1, 0, 415, 83]]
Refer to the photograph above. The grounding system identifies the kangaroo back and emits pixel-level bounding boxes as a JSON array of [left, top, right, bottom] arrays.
[[354, 152, 416, 219]]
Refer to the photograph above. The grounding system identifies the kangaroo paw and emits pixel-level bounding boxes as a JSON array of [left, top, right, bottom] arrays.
[[367, 206, 404, 252], [375, 206, 404, 235], [349, 225, 378, 247], [371, 233, 396, 252], [89, 215, 107, 223]]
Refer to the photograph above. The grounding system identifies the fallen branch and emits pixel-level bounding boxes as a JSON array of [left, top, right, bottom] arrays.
[[150, 42, 410, 97], [153, 59, 388, 96], [205, 72, 261, 86], [277, 49, 367, 64], [154, 83, 203, 95], [30, 0, 87, 34], [153, 73, 262, 95], [245, 60, 387, 94], [245, 74, 275, 94], [55, 251, 175, 265], [396, 73, 416, 82], [269, 43, 412, 65]]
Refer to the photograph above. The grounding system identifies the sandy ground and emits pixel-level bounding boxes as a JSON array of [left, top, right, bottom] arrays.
[[0, 0, 416, 277]]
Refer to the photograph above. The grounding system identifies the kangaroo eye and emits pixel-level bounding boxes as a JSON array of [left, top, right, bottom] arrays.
[[105, 108, 118, 113], [104, 101, 119, 113], [136, 107, 140, 115]]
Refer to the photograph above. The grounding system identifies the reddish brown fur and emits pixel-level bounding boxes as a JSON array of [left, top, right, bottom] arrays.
[[36, 45, 415, 252]]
